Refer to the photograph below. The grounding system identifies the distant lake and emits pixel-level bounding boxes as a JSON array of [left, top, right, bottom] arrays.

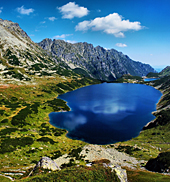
[[144, 78, 159, 82], [49, 83, 162, 145]]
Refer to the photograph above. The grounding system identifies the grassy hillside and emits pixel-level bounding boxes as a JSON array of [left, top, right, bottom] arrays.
[[0, 77, 101, 180], [0, 74, 170, 181], [146, 66, 170, 78], [159, 66, 170, 77]]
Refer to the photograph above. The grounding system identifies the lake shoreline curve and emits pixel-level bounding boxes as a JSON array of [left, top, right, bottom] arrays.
[[49, 82, 162, 144]]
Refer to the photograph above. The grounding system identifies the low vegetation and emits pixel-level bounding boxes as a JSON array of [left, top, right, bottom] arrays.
[[0, 72, 170, 181], [126, 167, 170, 182], [0, 76, 100, 180], [21, 164, 120, 182], [113, 74, 144, 83], [111, 76, 170, 165]]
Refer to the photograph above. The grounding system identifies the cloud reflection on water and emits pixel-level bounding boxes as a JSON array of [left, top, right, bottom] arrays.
[[49, 83, 162, 144]]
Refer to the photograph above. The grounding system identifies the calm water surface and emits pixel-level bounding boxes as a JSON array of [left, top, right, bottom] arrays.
[[144, 78, 159, 81], [49, 83, 162, 144]]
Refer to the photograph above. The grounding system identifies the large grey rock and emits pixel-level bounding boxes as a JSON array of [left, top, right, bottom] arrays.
[[34, 157, 61, 171], [28, 157, 61, 176]]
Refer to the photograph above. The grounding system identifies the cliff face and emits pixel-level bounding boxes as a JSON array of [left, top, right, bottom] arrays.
[[38, 38, 156, 81]]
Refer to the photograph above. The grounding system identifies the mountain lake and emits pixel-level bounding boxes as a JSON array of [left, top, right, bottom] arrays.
[[49, 83, 162, 145], [144, 78, 159, 82]]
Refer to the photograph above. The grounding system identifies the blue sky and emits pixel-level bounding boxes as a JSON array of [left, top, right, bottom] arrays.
[[0, 0, 170, 70]]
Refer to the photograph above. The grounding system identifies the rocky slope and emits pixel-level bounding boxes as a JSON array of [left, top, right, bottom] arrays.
[[0, 19, 75, 84], [0, 18, 156, 83], [38, 38, 156, 81]]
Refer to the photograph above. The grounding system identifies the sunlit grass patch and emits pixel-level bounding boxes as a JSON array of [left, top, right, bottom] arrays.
[[21, 164, 120, 182], [0, 77, 100, 172], [126, 167, 170, 182]]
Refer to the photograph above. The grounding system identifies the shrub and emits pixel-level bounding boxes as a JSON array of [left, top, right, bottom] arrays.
[[0, 137, 34, 154], [37, 137, 56, 144]]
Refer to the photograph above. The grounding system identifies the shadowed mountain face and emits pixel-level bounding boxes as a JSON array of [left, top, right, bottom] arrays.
[[38, 38, 156, 81]]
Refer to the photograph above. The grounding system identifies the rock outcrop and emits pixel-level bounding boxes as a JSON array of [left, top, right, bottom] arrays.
[[54, 145, 143, 169], [29, 156, 128, 182], [38, 38, 156, 81], [28, 157, 61, 177]]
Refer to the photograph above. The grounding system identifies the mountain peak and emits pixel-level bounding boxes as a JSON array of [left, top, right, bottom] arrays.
[[38, 39, 156, 81]]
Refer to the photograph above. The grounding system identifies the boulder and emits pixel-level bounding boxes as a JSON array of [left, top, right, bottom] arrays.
[[28, 157, 60, 177], [34, 157, 61, 171]]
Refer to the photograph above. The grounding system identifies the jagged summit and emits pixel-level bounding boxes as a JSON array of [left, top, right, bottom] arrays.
[[0, 18, 156, 83], [0, 18, 29, 39], [38, 38, 156, 81]]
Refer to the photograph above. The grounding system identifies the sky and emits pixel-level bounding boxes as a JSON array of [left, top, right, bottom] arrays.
[[0, 0, 170, 70]]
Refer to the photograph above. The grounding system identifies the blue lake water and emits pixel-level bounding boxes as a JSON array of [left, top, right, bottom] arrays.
[[49, 83, 162, 145], [144, 78, 159, 82]]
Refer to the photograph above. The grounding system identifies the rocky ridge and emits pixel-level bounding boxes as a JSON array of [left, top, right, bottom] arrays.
[[0, 18, 156, 83], [0, 19, 76, 84], [38, 38, 156, 81]]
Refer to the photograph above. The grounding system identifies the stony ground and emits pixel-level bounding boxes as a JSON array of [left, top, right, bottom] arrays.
[[55, 144, 145, 169]]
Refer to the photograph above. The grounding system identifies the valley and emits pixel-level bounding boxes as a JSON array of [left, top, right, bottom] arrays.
[[0, 18, 170, 181]]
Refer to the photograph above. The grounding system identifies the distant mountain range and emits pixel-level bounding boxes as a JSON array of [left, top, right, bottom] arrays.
[[0, 18, 156, 82], [38, 39, 156, 81], [146, 66, 170, 78]]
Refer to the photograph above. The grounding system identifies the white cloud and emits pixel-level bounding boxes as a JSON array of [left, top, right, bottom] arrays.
[[58, 2, 89, 19], [53, 34, 73, 39], [66, 40, 77, 44], [116, 43, 127, 47], [53, 34, 76, 44], [0, 7, 3, 14], [17, 5, 34, 15], [63, 112, 87, 131], [75, 13, 143, 37], [48, 17, 57, 21]]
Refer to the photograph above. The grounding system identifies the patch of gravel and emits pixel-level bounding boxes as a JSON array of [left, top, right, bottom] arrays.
[[54, 154, 72, 167], [54, 144, 146, 169], [81, 145, 142, 169]]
